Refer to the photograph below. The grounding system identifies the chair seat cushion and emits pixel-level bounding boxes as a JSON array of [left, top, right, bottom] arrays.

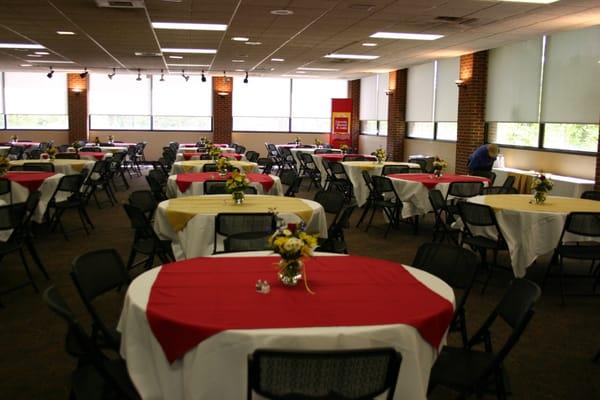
[[429, 346, 495, 391]]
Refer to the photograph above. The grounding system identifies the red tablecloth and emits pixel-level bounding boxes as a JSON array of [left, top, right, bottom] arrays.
[[181, 143, 229, 148], [182, 152, 241, 161], [175, 172, 274, 193], [388, 173, 489, 189], [316, 153, 376, 161], [79, 151, 105, 160], [4, 142, 40, 148], [3, 171, 55, 192], [146, 255, 454, 363]]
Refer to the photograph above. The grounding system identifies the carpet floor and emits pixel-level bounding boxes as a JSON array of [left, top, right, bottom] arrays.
[[0, 169, 598, 399]]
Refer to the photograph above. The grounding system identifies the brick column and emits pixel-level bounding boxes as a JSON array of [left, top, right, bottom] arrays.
[[455, 51, 488, 174], [348, 79, 360, 152], [212, 76, 233, 145], [386, 69, 407, 161], [67, 73, 89, 143], [595, 125, 600, 190]]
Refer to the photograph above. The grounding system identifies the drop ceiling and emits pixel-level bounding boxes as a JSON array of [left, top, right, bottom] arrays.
[[0, 0, 597, 79]]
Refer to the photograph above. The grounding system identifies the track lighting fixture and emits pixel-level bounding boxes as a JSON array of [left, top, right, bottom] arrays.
[[201, 70, 206, 82], [243, 71, 248, 83], [108, 68, 116, 79], [160, 69, 165, 81], [181, 69, 189, 81], [136, 69, 142, 81], [46, 67, 54, 79], [79, 68, 88, 78]]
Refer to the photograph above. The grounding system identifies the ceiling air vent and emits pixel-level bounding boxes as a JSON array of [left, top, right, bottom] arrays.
[[435, 16, 479, 25], [95, 0, 146, 8]]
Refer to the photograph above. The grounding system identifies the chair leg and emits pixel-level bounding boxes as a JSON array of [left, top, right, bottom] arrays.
[[356, 203, 370, 228], [77, 210, 90, 235], [559, 257, 566, 305], [25, 238, 49, 280], [18, 249, 38, 293], [126, 248, 137, 270], [480, 249, 492, 294], [79, 207, 94, 230]]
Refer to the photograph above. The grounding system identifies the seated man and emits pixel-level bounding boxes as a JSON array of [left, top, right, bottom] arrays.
[[468, 143, 499, 173]]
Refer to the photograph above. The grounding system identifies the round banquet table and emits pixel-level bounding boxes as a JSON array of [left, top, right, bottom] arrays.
[[73, 146, 129, 154], [166, 173, 283, 198], [468, 195, 600, 277], [388, 173, 490, 218], [312, 153, 375, 187], [78, 151, 110, 161], [153, 195, 328, 259], [178, 146, 235, 154], [341, 161, 421, 207], [171, 160, 258, 175], [175, 152, 246, 162], [117, 252, 455, 400], [0, 171, 66, 223], [9, 159, 95, 175], [0, 146, 10, 156]]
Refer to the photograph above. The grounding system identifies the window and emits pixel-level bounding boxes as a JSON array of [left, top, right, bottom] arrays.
[[4, 72, 68, 129], [436, 122, 457, 141], [152, 75, 211, 131], [407, 122, 434, 139], [489, 122, 540, 147], [359, 74, 388, 135], [0, 73, 4, 129], [543, 124, 599, 153], [89, 74, 151, 130], [434, 58, 459, 141], [360, 120, 378, 135], [291, 79, 347, 132], [406, 62, 434, 139], [233, 77, 290, 131]]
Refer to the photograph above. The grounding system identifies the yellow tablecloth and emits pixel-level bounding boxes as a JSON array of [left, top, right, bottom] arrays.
[[341, 161, 404, 170], [483, 194, 600, 213], [9, 159, 91, 172], [176, 160, 257, 173], [165, 195, 314, 231]]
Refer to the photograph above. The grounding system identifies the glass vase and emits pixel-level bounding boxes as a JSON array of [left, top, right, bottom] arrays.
[[534, 190, 547, 205], [278, 259, 303, 287], [232, 191, 245, 205], [434, 169, 443, 178]]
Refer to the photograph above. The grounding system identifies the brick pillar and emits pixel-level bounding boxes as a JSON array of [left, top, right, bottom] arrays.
[[386, 69, 407, 161], [455, 51, 488, 174], [348, 79, 360, 152], [212, 76, 233, 145], [595, 125, 600, 190], [67, 73, 89, 143]]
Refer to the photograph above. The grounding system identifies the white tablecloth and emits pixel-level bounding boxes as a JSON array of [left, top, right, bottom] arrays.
[[165, 174, 283, 198], [0, 146, 10, 156], [171, 161, 258, 175], [468, 195, 600, 277], [493, 167, 595, 198], [175, 153, 247, 162], [178, 146, 236, 154], [342, 161, 421, 207], [117, 252, 455, 400], [9, 159, 95, 175], [153, 196, 328, 259]]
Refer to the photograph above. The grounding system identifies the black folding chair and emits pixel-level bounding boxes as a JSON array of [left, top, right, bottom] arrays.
[[279, 169, 302, 197], [202, 163, 218, 172], [23, 162, 55, 172], [367, 176, 404, 238], [581, 190, 600, 201], [248, 348, 402, 400], [316, 202, 357, 254], [214, 213, 276, 253], [382, 164, 409, 175], [428, 279, 541, 400], [128, 190, 157, 220], [428, 189, 458, 244], [470, 170, 496, 185], [47, 174, 94, 239]]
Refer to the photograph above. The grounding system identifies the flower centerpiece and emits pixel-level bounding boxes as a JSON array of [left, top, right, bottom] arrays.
[[199, 136, 208, 146], [46, 145, 57, 160], [71, 141, 81, 154], [94, 136, 101, 145], [269, 223, 318, 289], [208, 145, 222, 161], [531, 173, 553, 205], [216, 156, 233, 177], [10, 135, 18, 143], [372, 148, 386, 164], [294, 136, 301, 146], [108, 135, 114, 144], [0, 155, 9, 176], [432, 157, 448, 178], [314, 138, 323, 147], [226, 170, 250, 204], [340, 144, 349, 154]]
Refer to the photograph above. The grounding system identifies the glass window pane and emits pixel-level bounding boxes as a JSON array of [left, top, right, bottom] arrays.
[[152, 116, 211, 131], [152, 75, 211, 117], [291, 79, 347, 132], [89, 74, 150, 129], [6, 115, 68, 130], [436, 122, 457, 141], [407, 122, 434, 139], [361, 120, 378, 135], [0, 73, 3, 129], [233, 77, 290, 131], [378, 120, 388, 136], [491, 122, 539, 147], [543, 123, 599, 152]]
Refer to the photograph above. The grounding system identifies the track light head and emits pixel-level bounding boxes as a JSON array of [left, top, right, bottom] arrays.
[[243, 71, 248, 84], [201, 70, 206, 82], [160, 68, 165, 82], [181, 69, 189, 81], [108, 68, 116, 79], [46, 67, 54, 79], [79, 68, 88, 78], [136, 68, 142, 81]]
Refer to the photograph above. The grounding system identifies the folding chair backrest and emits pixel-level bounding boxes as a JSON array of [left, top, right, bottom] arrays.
[[481, 186, 505, 195], [246, 151, 259, 163], [0, 202, 26, 230], [428, 189, 446, 212], [494, 279, 541, 330], [329, 161, 347, 176], [501, 175, 515, 190], [581, 190, 600, 201], [80, 147, 101, 152], [382, 165, 409, 175], [298, 152, 315, 167], [215, 213, 276, 253], [23, 190, 41, 225], [128, 190, 157, 216], [204, 180, 228, 194], [458, 201, 496, 227], [23, 162, 55, 172], [248, 348, 402, 400], [123, 203, 159, 240], [203, 163, 218, 172], [257, 158, 273, 174], [412, 243, 478, 291], [71, 249, 130, 302], [56, 174, 84, 196], [562, 212, 600, 238], [361, 170, 374, 192], [0, 178, 11, 196], [447, 181, 484, 199], [371, 175, 395, 195], [314, 190, 345, 215]]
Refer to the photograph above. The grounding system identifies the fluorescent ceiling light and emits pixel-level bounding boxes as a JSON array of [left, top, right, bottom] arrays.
[[168, 55, 183, 59], [27, 60, 75, 64], [497, 0, 558, 3], [296, 71, 306, 74], [20, 64, 32, 67], [56, 31, 75, 35], [161, 48, 217, 54], [0, 43, 44, 49], [324, 53, 379, 60], [234, 69, 245, 72], [297, 67, 340, 71], [271, 58, 285, 62], [35, 51, 50, 55], [152, 22, 227, 31], [231, 37, 249, 42], [370, 32, 443, 40], [166, 63, 210, 67], [27, 54, 42, 57], [362, 42, 378, 47], [232, 59, 245, 63], [282, 74, 320, 78], [245, 41, 262, 45]]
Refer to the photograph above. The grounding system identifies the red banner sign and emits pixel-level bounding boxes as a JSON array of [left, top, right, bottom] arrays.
[[331, 98, 352, 149]]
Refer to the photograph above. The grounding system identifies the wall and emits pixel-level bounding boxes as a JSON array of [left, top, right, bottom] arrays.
[[405, 139, 458, 173], [0, 131, 69, 145], [359, 135, 387, 156]]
